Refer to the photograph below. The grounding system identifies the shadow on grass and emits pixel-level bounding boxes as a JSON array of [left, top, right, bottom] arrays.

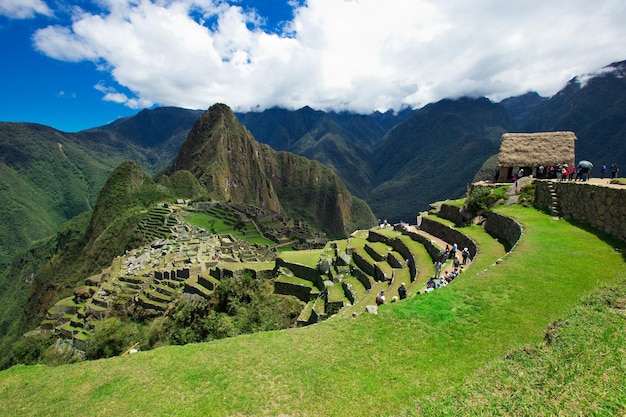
[[561, 217, 626, 263]]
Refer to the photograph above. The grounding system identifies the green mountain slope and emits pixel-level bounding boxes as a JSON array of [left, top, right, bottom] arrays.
[[0, 108, 201, 265], [370, 97, 513, 221]]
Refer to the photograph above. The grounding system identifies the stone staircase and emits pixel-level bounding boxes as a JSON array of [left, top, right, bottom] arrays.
[[546, 181, 562, 216]]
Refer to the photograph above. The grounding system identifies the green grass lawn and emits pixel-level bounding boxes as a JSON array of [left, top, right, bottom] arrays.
[[184, 212, 275, 246], [277, 249, 323, 267], [0, 206, 624, 416]]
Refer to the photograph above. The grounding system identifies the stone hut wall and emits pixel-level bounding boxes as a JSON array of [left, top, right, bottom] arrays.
[[535, 180, 626, 241]]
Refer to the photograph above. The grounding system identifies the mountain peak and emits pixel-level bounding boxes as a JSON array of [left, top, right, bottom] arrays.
[[169, 103, 281, 212]]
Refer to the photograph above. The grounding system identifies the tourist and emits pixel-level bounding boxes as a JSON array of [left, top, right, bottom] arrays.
[[426, 277, 437, 290], [434, 260, 442, 279], [601, 163, 608, 179], [462, 247, 469, 265], [611, 163, 619, 179], [568, 164, 575, 180], [375, 290, 385, 305], [438, 276, 447, 288], [398, 282, 407, 300]]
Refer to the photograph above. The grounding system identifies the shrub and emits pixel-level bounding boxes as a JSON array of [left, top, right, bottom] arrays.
[[518, 183, 536, 207], [86, 317, 141, 359]]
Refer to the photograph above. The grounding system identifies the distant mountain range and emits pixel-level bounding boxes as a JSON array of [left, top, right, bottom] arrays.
[[1, 59, 625, 265]]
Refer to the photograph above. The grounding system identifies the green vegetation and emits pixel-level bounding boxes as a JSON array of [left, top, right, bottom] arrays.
[[184, 211, 275, 246], [0, 206, 623, 416], [464, 183, 511, 212], [411, 278, 626, 415], [278, 249, 323, 267]]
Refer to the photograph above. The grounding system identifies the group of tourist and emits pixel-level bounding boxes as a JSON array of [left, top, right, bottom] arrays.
[[376, 282, 408, 305], [425, 243, 469, 293], [377, 218, 392, 229], [530, 164, 590, 181], [522, 161, 620, 182], [600, 163, 620, 179], [375, 241, 470, 304]]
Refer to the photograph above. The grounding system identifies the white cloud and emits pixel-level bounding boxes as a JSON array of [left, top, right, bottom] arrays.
[[0, 0, 52, 18], [31, 0, 626, 113]]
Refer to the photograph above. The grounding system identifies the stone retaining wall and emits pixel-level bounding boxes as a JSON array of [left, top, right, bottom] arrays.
[[438, 203, 469, 225], [364, 243, 386, 262], [401, 228, 440, 263], [351, 265, 374, 290], [483, 211, 522, 251], [274, 281, 314, 302], [274, 258, 324, 290], [419, 217, 478, 259], [352, 251, 376, 278], [535, 180, 626, 241], [342, 281, 356, 304], [386, 252, 403, 268], [368, 230, 417, 282]]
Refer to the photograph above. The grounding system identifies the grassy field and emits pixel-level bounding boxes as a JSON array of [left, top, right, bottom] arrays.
[[184, 212, 276, 246], [0, 206, 624, 416]]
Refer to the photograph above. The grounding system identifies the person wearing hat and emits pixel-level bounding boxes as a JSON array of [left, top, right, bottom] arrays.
[[398, 282, 407, 300]]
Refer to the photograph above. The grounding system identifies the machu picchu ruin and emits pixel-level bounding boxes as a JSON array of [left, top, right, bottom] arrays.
[[38, 193, 494, 355]]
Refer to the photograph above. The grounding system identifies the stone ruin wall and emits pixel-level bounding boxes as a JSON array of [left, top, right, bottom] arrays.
[[535, 180, 626, 241], [274, 281, 314, 302], [274, 258, 325, 290], [438, 203, 467, 225], [482, 211, 523, 251], [419, 217, 478, 259], [436, 203, 520, 253], [367, 230, 417, 282]]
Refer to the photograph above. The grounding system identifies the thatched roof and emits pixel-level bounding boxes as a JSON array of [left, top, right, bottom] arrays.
[[497, 131, 577, 167]]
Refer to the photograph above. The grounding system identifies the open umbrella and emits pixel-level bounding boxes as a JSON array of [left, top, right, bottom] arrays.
[[578, 160, 593, 170]]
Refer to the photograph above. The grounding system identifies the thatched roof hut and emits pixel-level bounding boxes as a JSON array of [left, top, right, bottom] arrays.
[[496, 131, 577, 181]]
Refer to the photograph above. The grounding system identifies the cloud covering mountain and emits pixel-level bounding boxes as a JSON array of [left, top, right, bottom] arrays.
[[5, 0, 625, 120]]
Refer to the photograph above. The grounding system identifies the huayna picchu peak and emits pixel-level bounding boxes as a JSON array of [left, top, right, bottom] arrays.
[[168, 103, 375, 237]]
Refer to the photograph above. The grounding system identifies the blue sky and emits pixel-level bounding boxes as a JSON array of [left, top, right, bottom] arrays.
[[1, 0, 625, 132]]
